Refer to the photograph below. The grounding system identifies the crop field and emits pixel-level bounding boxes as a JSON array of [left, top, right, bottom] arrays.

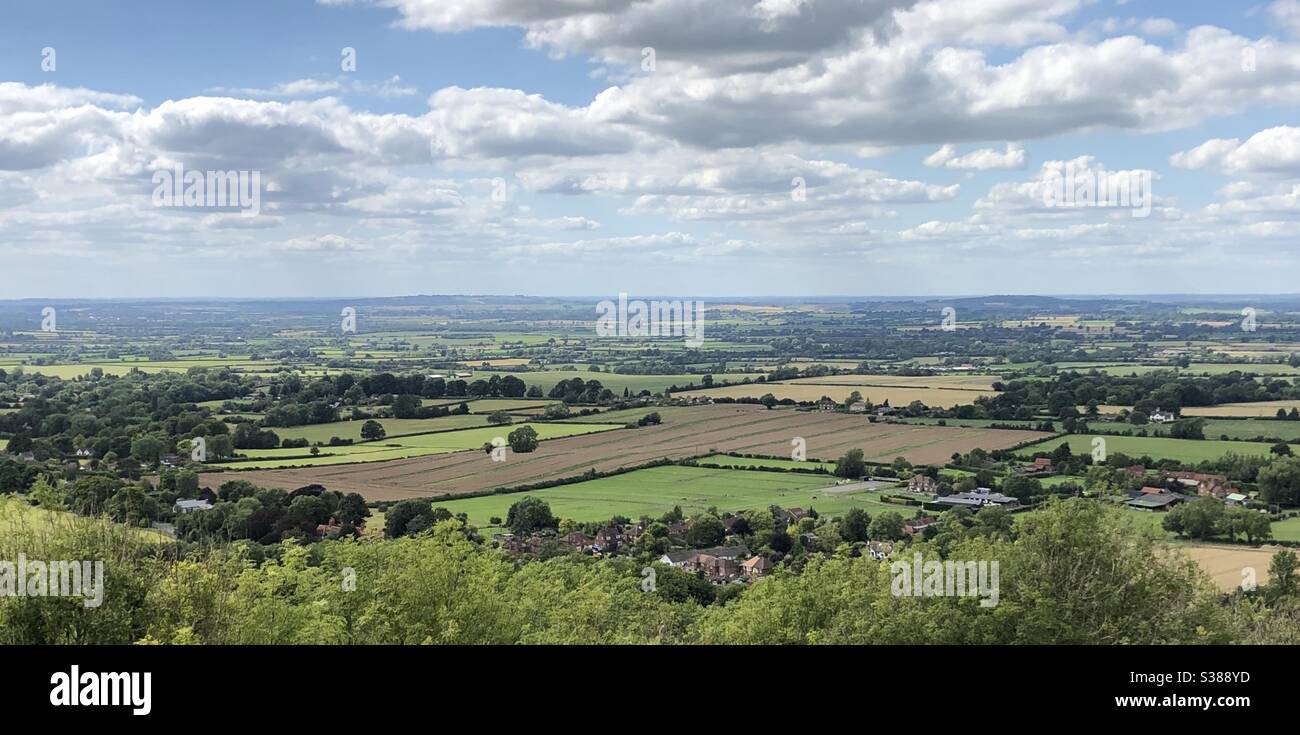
[[271, 415, 495, 443], [1174, 543, 1281, 593], [1184, 401, 1300, 418], [202, 404, 1048, 500], [786, 374, 1002, 390], [428, 465, 899, 529], [219, 422, 625, 470], [1017, 434, 1276, 463], [694, 383, 995, 407]]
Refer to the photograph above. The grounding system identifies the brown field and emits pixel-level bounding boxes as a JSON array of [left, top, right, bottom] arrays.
[[1183, 401, 1300, 417], [695, 382, 994, 407], [199, 404, 1046, 501], [786, 374, 1001, 389], [1175, 542, 1283, 593]]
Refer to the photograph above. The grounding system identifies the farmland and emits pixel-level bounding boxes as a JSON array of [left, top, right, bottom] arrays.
[[202, 404, 1047, 500], [428, 465, 897, 530], [694, 382, 997, 407], [1017, 434, 1277, 463], [219, 421, 626, 470]]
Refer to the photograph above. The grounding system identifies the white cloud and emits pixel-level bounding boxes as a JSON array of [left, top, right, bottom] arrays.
[[1171, 127, 1300, 176], [924, 142, 1026, 170]]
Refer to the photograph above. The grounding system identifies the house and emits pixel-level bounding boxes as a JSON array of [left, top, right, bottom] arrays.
[[1149, 409, 1177, 423], [875, 400, 895, 416], [453, 371, 473, 379], [687, 395, 714, 406], [818, 397, 838, 411], [740, 555, 772, 578], [1020, 457, 1054, 474], [173, 499, 212, 514], [560, 531, 595, 551], [903, 516, 938, 535], [934, 488, 1020, 509], [159, 454, 184, 468], [683, 553, 742, 584], [848, 401, 868, 413], [1126, 492, 1182, 511], [908, 474, 938, 495], [1121, 464, 1147, 477], [1165, 471, 1233, 498], [593, 526, 624, 553], [660, 544, 750, 567], [1225, 493, 1250, 506], [1139, 486, 1168, 495], [866, 540, 894, 560]]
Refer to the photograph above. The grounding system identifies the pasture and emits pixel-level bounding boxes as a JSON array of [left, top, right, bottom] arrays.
[[1017, 434, 1276, 463], [428, 465, 897, 529]]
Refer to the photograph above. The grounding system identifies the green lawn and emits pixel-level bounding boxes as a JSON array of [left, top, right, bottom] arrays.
[[0, 497, 170, 542], [222, 422, 626, 469], [1270, 516, 1300, 542], [428, 465, 904, 527], [1017, 434, 1277, 464]]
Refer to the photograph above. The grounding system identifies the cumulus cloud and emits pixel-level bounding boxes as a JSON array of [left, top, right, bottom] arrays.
[[1171, 127, 1300, 176], [924, 143, 1026, 170]]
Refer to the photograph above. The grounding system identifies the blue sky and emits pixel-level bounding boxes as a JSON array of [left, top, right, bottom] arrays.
[[1, 0, 1298, 298]]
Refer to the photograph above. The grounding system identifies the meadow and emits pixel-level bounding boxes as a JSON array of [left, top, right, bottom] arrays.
[[428, 465, 900, 530], [1016, 434, 1277, 463], [222, 422, 625, 469], [694, 382, 996, 407]]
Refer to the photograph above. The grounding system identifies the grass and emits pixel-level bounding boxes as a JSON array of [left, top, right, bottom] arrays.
[[1016, 434, 1277, 464], [271, 415, 493, 443], [427, 465, 906, 528], [0, 496, 170, 542], [1086, 418, 1300, 442], [1269, 516, 1300, 542], [222, 422, 626, 469], [695, 454, 834, 472]]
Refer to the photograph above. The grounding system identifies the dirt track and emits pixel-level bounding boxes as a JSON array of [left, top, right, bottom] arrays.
[[197, 405, 1047, 501]]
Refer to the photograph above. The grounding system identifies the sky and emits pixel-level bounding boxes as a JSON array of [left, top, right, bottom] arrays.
[[0, 0, 1298, 299]]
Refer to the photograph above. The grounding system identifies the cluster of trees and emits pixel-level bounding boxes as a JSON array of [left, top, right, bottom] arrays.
[[1161, 497, 1273, 542], [7, 498, 1300, 644]]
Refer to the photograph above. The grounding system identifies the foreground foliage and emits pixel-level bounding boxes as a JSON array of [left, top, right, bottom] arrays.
[[2, 498, 1297, 644]]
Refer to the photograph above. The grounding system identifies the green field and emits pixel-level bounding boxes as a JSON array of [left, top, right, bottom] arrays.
[[223, 422, 625, 469], [465, 398, 559, 414], [272, 415, 493, 443], [462, 370, 760, 395], [695, 454, 833, 472], [429, 465, 903, 528], [1270, 516, 1300, 542], [1084, 418, 1300, 442], [1017, 434, 1276, 464]]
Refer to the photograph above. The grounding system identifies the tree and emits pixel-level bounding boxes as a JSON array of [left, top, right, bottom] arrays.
[[1271, 442, 1292, 457], [487, 411, 513, 426], [508, 425, 539, 453], [833, 448, 866, 479], [506, 496, 557, 535], [336, 493, 371, 526], [1268, 550, 1298, 598], [1258, 456, 1300, 506], [685, 515, 725, 548], [1161, 497, 1225, 539], [839, 507, 871, 543], [868, 511, 905, 541], [360, 420, 386, 441], [384, 499, 433, 538]]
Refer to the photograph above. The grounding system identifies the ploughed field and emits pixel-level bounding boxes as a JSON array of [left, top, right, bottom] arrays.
[[200, 404, 1047, 501]]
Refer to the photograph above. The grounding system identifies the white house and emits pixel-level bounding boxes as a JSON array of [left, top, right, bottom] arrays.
[[173, 499, 212, 514]]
